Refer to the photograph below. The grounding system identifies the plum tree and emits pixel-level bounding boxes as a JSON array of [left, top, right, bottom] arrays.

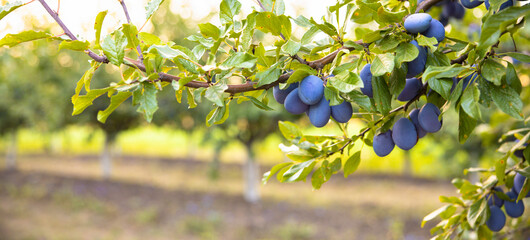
[[487, 187, 504, 208], [442, 1, 465, 20], [513, 173, 530, 197], [397, 78, 423, 102], [406, 40, 427, 78], [460, 0, 483, 8], [421, 19, 446, 43], [330, 101, 353, 123], [504, 191, 525, 218], [373, 130, 395, 157], [273, 84, 297, 104], [404, 13, 433, 33], [298, 75, 324, 105], [284, 88, 309, 115], [485, 0, 514, 11], [408, 109, 427, 138], [418, 103, 442, 133], [308, 97, 331, 128], [359, 64, 373, 98], [392, 118, 418, 150], [486, 205, 506, 232]]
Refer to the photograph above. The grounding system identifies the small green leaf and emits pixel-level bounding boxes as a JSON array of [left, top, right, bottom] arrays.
[[467, 197, 487, 228], [486, 81, 523, 120], [459, 109, 477, 143], [0, 30, 53, 47], [97, 91, 132, 123], [256, 63, 281, 87], [344, 151, 361, 177], [73, 61, 101, 102], [371, 53, 394, 77], [460, 85, 481, 120], [324, 86, 343, 106], [395, 42, 419, 65], [501, 52, 530, 63], [281, 40, 301, 56], [279, 121, 303, 141], [58, 40, 90, 51], [0, 1, 23, 21], [372, 76, 392, 115], [495, 156, 508, 186], [422, 205, 451, 228], [282, 160, 316, 182], [132, 83, 158, 122], [206, 103, 230, 126], [263, 162, 292, 184], [481, 58, 505, 85], [255, 12, 292, 39], [327, 71, 363, 93], [122, 23, 140, 50], [94, 10, 107, 49], [198, 23, 221, 39], [205, 82, 228, 107], [219, 0, 241, 23], [246, 96, 273, 111], [101, 30, 128, 66], [72, 88, 110, 115], [220, 52, 257, 69], [240, 13, 256, 51], [145, 0, 165, 19], [309, 18, 339, 39]]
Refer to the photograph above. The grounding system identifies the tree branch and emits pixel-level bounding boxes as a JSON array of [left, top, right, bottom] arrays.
[[118, 0, 143, 61], [416, 0, 445, 13]]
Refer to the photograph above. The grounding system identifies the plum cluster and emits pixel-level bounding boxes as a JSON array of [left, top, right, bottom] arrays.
[[486, 173, 529, 232], [273, 75, 353, 128], [404, 13, 446, 44], [372, 103, 443, 157]]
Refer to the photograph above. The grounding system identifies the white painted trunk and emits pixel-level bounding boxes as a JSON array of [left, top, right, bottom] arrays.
[[101, 134, 113, 180], [243, 144, 260, 203], [5, 132, 17, 170]]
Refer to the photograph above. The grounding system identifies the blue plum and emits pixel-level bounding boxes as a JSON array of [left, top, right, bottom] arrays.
[[460, 0, 483, 8], [406, 40, 427, 78], [308, 97, 331, 128], [513, 140, 528, 158], [273, 84, 298, 104], [373, 130, 395, 157], [331, 101, 353, 123], [360, 64, 373, 98], [513, 173, 530, 197], [409, 108, 427, 138], [487, 187, 504, 208], [398, 78, 423, 102], [485, 0, 514, 11], [439, 15, 449, 26], [462, 72, 478, 90], [421, 19, 445, 43], [443, 1, 465, 19], [284, 88, 309, 114], [298, 75, 324, 105], [418, 103, 442, 133], [392, 118, 418, 150], [404, 13, 433, 33], [486, 205, 506, 232], [505, 190, 525, 218]]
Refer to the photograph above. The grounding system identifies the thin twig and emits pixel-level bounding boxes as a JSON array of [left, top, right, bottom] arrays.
[[56, 0, 60, 14], [118, 0, 144, 61]]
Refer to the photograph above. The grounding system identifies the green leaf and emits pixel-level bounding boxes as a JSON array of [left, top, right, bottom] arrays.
[[220, 52, 257, 69], [72, 88, 110, 115], [344, 151, 361, 177], [204, 82, 228, 107], [301, 26, 320, 45], [506, 62, 521, 94], [246, 96, 273, 111], [58, 40, 90, 51], [467, 197, 487, 229], [132, 83, 158, 122], [486, 81, 524, 120], [327, 71, 363, 93], [459, 109, 477, 143], [206, 104, 230, 126], [477, 5, 530, 54], [281, 40, 301, 56], [101, 30, 128, 66], [256, 63, 282, 87], [0, 1, 23, 21], [372, 76, 392, 115], [501, 52, 530, 63], [371, 53, 394, 77], [495, 156, 508, 186], [282, 160, 316, 182], [139, 32, 162, 46], [422, 205, 451, 228], [145, 0, 165, 19], [416, 35, 438, 51], [149, 44, 193, 60], [324, 86, 343, 106], [481, 58, 505, 85], [279, 121, 303, 141], [395, 42, 419, 65], [198, 23, 221, 39], [122, 24, 140, 50], [94, 11, 107, 49], [255, 12, 292, 39], [97, 91, 133, 123], [376, 6, 407, 25], [428, 78, 453, 100], [263, 162, 292, 184], [309, 18, 339, 39], [260, 0, 286, 15], [0, 30, 53, 47], [219, 0, 241, 23], [311, 167, 330, 190], [460, 85, 481, 120], [389, 64, 407, 96], [240, 13, 256, 51], [73, 61, 102, 102]]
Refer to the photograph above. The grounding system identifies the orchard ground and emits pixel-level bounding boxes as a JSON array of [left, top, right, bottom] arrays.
[[0, 155, 455, 240]]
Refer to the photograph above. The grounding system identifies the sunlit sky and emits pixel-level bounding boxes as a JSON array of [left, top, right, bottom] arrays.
[[1, 0, 337, 42]]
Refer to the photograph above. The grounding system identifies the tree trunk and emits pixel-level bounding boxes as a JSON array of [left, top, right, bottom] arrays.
[[5, 131, 17, 170], [243, 143, 260, 203], [402, 151, 412, 176], [101, 133, 115, 180]]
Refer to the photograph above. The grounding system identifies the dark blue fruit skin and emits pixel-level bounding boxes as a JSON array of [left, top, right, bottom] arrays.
[[407, 40, 427, 78], [460, 0, 483, 8], [419, 103, 442, 133], [331, 101, 353, 123], [308, 97, 331, 128], [298, 75, 324, 105], [487, 187, 504, 208], [392, 118, 418, 150], [505, 191, 525, 218], [373, 130, 395, 157], [409, 108, 427, 138], [450, 77, 458, 93], [439, 14, 449, 26], [513, 173, 530, 197], [513, 140, 528, 158], [421, 19, 445, 43], [360, 64, 373, 98], [398, 78, 423, 102], [284, 88, 309, 114], [486, 205, 506, 232], [273, 84, 298, 104], [443, 2, 465, 19], [404, 13, 433, 33], [485, 0, 514, 11]]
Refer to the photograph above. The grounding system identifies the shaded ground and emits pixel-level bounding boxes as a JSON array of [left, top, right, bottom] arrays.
[[0, 155, 457, 240]]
